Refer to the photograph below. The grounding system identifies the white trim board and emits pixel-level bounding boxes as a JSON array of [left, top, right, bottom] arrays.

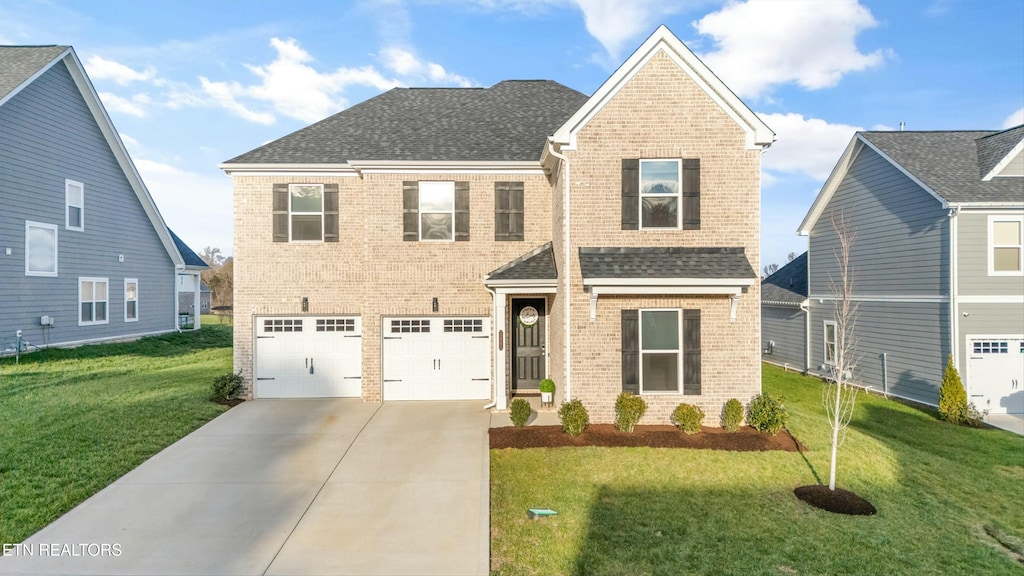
[[958, 295, 1024, 304], [810, 294, 950, 303]]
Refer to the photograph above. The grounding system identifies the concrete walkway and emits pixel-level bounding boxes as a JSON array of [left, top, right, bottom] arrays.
[[0, 400, 490, 576], [986, 413, 1024, 435]]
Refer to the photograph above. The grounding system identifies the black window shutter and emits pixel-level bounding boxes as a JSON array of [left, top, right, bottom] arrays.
[[272, 183, 289, 242], [323, 184, 339, 242], [621, 309, 639, 393], [683, 309, 702, 395], [494, 182, 524, 241], [509, 181, 524, 241], [402, 181, 418, 241], [494, 182, 510, 241], [682, 159, 701, 230], [454, 181, 470, 241], [621, 159, 639, 230]]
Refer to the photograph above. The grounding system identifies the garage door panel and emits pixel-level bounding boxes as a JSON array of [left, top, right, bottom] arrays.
[[383, 317, 491, 401], [255, 317, 362, 398], [968, 337, 1024, 415]]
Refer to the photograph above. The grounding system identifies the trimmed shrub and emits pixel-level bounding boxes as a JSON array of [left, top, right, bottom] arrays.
[[210, 371, 243, 402], [539, 379, 556, 394], [558, 399, 590, 436], [747, 394, 789, 436], [672, 403, 704, 435], [938, 354, 968, 424], [614, 392, 647, 432], [509, 398, 532, 428], [949, 402, 987, 428], [722, 398, 744, 432]]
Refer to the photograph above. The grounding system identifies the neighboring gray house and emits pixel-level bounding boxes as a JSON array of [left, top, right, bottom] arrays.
[[798, 127, 1024, 415], [761, 252, 808, 372], [0, 45, 207, 352]]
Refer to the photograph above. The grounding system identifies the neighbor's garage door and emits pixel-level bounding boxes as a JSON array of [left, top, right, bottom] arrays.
[[382, 317, 491, 400], [967, 337, 1024, 414], [255, 316, 362, 398]]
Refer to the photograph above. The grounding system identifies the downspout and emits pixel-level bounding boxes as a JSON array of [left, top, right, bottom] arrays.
[[483, 284, 499, 410], [800, 301, 810, 373], [547, 139, 571, 402], [948, 206, 960, 371]]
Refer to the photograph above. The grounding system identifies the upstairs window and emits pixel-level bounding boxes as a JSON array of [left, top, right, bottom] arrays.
[[823, 321, 837, 365], [25, 221, 58, 277], [419, 182, 455, 241], [990, 216, 1023, 275], [640, 160, 681, 229], [66, 180, 84, 231], [290, 184, 324, 241], [80, 278, 109, 325]]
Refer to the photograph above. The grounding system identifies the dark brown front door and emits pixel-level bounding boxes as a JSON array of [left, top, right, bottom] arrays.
[[512, 299, 546, 391]]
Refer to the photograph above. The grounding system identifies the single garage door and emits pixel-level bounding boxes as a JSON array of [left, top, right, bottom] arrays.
[[255, 316, 362, 398], [967, 337, 1024, 414], [382, 317, 491, 400]]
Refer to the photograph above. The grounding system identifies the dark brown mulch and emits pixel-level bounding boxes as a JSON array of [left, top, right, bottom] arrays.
[[489, 424, 804, 451], [794, 484, 877, 516], [213, 398, 245, 407]]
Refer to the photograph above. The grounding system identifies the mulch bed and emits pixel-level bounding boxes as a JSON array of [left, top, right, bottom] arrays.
[[794, 484, 877, 515], [213, 398, 245, 407], [489, 424, 804, 451]]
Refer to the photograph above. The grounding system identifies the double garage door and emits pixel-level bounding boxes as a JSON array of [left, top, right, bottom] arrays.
[[254, 315, 490, 400], [967, 337, 1024, 415]]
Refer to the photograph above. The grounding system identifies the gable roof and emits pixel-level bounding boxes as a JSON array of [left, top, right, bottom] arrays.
[[799, 127, 1024, 234], [977, 124, 1024, 180], [550, 25, 774, 151], [485, 242, 557, 283], [0, 45, 189, 270], [169, 230, 209, 270], [761, 252, 808, 306], [222, 80, 588, 167]]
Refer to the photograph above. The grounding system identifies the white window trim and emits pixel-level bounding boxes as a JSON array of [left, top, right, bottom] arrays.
[[639, 158, 682, 230], [638, 308, 682, 394], [25, 221, 58, 277], [288, 183, 325, 243], [125, 278, 139, 322], [823, 320, 837, 366], [418, 181, 456, 242], [65, 179, 84, 231], [79, 277, 110, 326], [988, 215, 1024, 276]]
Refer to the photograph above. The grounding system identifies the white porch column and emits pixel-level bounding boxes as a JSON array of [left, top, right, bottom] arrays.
[[192, 273, 202, 330], [494, 291, 508, 410]]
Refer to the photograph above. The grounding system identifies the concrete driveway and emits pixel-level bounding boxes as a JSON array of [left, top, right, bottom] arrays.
[[0, 400, 491, 576]]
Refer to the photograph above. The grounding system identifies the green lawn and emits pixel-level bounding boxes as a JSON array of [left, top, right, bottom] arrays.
[[0, 324, 233, 543], [490, 364, 1024, 575]]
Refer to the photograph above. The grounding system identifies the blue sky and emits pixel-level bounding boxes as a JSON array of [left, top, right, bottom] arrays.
[[2, 0, 1022, 269]]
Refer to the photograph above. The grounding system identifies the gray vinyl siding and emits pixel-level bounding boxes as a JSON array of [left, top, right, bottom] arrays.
[[808, 146, 950, 297], [0, 60, 175, 351], [958, 302, 1024, 373], [808, 300, 949, 406], [761, 304, 807, 371], [956, 211, 1024, 296]]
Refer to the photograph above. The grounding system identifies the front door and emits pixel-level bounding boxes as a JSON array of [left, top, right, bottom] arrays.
[[512, 299, 546, 391]]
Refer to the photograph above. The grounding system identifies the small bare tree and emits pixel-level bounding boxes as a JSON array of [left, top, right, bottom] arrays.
[[824, 210, 859, 491]]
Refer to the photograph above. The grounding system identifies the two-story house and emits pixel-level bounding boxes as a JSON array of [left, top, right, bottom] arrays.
[[1, 45, 207, 352], [220, 26, 774, 423], [796, 127, 1024, 415]]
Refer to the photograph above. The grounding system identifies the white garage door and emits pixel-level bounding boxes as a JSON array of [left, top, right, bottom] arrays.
[[967, 337, 1024, 415], [382, 317, 491, 400], [255, 316, 362, 398]]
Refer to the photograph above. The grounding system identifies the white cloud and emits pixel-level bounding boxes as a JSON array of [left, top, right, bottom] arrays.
[[694, 0, 888, 99], [759, 112, 862, 181], [1003, 107, 1024, 129], [119, 132, 140, 150], [198, 77, 276, 125], [99, 92, 150, 118], [134, 158, 234, 256], [925, 0, 954, 17], [380, 46, 474, 87], [84, 55, 155, 85], [574, 0, 684, 61]]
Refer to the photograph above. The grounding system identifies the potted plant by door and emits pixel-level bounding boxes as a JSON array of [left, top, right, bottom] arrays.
[[539, 378, 556, 406]]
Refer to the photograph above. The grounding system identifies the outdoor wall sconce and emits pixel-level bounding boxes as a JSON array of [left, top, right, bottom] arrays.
[[432, 297, 439, 312], [302, 297, 309, 312]]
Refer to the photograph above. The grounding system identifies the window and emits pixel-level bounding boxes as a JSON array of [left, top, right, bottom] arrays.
[[316, 318, 355, 332], [391, 319, 430, 333], [640, 159, 680, 229], [25, 221, 58, 277], [264, 319, 302, 333], [125, 279, 138, 322], [419, 181, 455, 241], [494, 182, 524, 241], [639, 309, 681, 392], [823, 321, 837, 365], [973, 341, 1009, 354], [66, 179, 84, 231], [79, 278, 109, 325], [444, 318, 483, 333], [290, 184, 324, 241], [990, 216, 1023, 274]]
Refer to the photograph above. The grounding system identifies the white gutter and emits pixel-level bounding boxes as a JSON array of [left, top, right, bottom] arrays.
[[547, 139, 571, 402], [800, 300, 811, 373], [949, 207, 960, 369]]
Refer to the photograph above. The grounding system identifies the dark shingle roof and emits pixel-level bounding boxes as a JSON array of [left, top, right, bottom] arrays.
[[0, 45, 68, 102], [761, 252, 808, 305], [860, 128, 1024, 204], [487, 242, 557, 281], [224, 80, 589, 164], [169, 229, 209, 269], [977, 124, 1024, 178], [578, 247, 756, 280]]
